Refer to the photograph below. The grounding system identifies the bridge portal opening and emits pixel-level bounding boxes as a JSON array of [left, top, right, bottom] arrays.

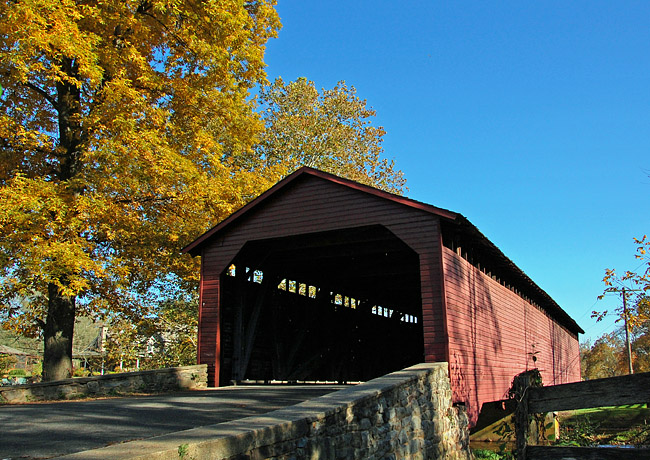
[[219, 225, 423, 386]]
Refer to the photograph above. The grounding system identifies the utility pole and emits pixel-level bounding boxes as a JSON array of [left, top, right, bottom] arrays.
[[622, 288, 634, 374]]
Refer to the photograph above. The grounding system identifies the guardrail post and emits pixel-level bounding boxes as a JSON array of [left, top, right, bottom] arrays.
[[513, 372, 529, 460], [512, 370, 542, 460]]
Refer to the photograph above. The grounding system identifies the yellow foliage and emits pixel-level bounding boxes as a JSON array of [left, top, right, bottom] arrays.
[[253, 77, 407, 195], [0, 0, 281, 334]]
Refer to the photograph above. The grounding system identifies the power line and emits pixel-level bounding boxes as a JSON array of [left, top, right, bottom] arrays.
[[576, 298, 600, 322], [582, 319, 619, 342]]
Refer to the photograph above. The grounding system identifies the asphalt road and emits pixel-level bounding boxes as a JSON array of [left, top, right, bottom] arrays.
[[0, 385, 345, 460]]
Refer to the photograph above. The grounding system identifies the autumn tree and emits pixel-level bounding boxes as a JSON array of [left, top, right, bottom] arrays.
[[251, 77, 407, 194], [581, 316, 650, 379], [146, 296, 199, 368], [632, 324, 650, 373], [592, 236, 650, 373], [595, 236, 650, 327], [0, 0, 280, 381], [580, 335, 624, 380], [102, 296, 198, 371]]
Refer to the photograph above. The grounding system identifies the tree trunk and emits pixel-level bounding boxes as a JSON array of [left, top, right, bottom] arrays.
[[42, 283, 76, 381], [40, 56, 81, 382], [56, 57, 82, 181]]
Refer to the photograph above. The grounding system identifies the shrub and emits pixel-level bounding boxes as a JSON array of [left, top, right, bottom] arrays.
[[472, 448, 514, 460], [0, 354, 17, 373], [8, 368, 26, 377], [73, 368, 91, 377]]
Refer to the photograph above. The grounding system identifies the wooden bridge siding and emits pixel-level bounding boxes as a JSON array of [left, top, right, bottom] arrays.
[[441, 247, 580, 424], [198, 176, 448, 387], [197, 258, 219, 384]]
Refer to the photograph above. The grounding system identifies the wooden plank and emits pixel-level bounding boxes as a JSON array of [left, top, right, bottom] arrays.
[[528, 445, 650, 460], [529, 372, 650, 413]]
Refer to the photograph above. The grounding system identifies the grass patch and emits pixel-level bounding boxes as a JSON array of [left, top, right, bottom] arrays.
[[556, 404, 650, 447], [471, 448, 513, 460]]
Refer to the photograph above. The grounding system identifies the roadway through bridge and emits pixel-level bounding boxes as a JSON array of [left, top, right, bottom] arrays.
[[0, 384, 346, 460]]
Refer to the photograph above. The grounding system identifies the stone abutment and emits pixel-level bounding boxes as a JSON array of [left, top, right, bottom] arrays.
[[58, 362, 471, 460]]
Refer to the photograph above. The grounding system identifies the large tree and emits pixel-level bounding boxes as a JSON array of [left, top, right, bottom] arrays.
[[252, 77, 407, 194], [580, 334, 624, 380], [0, 0, 280, 380]]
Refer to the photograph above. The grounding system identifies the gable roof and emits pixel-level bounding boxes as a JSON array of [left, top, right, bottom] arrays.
[[182, 166, 458, 256], [0, 344, 31, 356], [182, 167, 583, 335]]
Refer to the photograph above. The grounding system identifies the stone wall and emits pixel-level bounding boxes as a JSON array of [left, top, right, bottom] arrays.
[[59, 362, 472, 460], [0, 364, 207, 403]]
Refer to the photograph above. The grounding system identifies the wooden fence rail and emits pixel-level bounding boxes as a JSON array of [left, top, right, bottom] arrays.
[[514, 371, 650, 460]]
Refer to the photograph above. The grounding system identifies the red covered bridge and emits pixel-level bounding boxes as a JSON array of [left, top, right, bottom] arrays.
[[183, 167, 583, 425]]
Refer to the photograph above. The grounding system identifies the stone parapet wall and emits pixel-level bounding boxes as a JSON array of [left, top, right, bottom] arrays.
[[0, 364, 207, 403], [59, 362, 471, 460]]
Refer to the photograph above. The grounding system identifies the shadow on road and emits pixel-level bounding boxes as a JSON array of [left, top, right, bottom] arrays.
[[0, 384, 346, 459]]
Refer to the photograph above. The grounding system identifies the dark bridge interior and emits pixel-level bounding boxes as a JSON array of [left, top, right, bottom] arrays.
[[219, 225, 424, 386]]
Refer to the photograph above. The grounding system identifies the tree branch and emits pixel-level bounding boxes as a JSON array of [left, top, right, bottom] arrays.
[[0, 136, 54, 158], [136, 10, 198, 60], [24, 82, 58, 111], [114, 195, 176, 205], [35, 318, 46, 330]]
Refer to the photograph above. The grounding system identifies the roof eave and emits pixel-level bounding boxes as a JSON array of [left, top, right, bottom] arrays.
[[449, 215, 584, 335]]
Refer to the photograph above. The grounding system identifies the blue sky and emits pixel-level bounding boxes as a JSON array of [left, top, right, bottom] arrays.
[[262, 0, 650, 343]]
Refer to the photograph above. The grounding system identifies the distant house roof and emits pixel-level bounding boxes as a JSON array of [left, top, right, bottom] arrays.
[[183, 166, 583, 335], [0, 344, 32, 356]]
